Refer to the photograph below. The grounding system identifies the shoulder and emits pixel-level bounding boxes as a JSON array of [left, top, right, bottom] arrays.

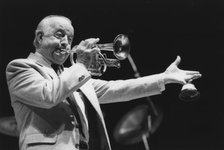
[[7, 58, 37, 69], [6, 58, 40, 75], [7, 58, 30, 65]]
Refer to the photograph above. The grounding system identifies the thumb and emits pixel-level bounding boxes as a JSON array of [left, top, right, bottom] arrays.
[[173, 55, 181, 66]]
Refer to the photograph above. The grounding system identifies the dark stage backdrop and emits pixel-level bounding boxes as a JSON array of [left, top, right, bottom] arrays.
[[1, 0, 224, 150]]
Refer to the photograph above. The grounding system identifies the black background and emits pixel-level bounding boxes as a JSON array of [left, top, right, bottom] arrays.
[[1, 0, 224, 150]]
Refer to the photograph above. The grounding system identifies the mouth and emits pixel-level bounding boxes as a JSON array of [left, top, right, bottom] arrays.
[[55, 47, 68, 54]]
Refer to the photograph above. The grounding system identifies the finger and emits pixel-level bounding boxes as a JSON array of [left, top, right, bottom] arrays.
[[173, 55, 181, 66], [186, 73, 202, 80], [85, 47, 100, 54], [186, 74, 202, 82], [191, 74, 202, 80], [85, 38, 100, 46], [91, 47, 100, 54], [184, 70, 201, 75], [76, 40, 87, 50], [188, 79, 193, 83], [77, 38, 99, 49]]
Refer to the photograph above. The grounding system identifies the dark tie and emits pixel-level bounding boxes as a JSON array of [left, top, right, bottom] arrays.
[[51, 64, 64, 75]]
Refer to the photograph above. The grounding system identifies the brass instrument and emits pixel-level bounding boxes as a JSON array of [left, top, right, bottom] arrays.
[[179, 82, 200, 101], [69, 34, 130, 76]]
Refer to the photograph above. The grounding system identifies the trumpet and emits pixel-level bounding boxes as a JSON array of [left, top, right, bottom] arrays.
[[69, 34, 131, 76]]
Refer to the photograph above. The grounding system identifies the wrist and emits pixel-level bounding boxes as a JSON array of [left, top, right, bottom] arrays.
[[160, 72, 169, 85], [75, 62, 89, 70]]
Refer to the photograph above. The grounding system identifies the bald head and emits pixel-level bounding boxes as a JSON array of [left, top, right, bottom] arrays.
[[33, 15, 72, 48]]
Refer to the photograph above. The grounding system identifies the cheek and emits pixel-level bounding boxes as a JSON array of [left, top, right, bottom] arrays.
[[40, 40, 58, 56], [45, 40, 59, 49], [42, 37, 59, 47]]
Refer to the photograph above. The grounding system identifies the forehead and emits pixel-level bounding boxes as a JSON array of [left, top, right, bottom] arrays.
[[44, 17, 74, 35]]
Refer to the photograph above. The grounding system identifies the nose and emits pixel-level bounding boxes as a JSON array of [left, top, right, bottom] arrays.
[[60, 36, 69, 48]]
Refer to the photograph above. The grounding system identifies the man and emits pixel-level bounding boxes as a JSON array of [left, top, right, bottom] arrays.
[[6, 15, 201, 150]]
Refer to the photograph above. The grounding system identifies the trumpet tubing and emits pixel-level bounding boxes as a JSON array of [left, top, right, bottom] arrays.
[[97, 57, 121, 68], [70, 34, 130, 76], [97, 43, 114, 51]]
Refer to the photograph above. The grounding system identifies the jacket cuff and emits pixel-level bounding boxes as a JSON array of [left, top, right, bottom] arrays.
[[157, 73, 165, 92]]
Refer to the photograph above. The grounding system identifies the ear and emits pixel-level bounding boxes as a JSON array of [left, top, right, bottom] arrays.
[[36, 31, 43, 42]]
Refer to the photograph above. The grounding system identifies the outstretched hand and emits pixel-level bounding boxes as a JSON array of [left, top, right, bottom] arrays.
[[163, 56, 202, 85]]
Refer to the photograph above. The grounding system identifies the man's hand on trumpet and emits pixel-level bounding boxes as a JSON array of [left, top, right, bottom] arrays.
[[75, 38, 100, 69]]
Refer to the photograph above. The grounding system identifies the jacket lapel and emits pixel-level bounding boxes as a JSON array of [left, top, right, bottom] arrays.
[[80, 80, 104, 120], [80, 80, 112, 150]]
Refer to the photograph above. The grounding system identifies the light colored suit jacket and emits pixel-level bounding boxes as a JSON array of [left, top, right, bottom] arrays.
[[6, 52, 165, 150]]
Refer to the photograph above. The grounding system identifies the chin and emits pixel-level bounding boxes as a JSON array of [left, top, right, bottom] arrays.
[[53, 56, 68, 65]]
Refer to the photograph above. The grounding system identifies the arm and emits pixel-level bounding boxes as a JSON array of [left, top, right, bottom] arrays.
[[92, 74, 165, 104], [93, 56, 201, 104], [6, 59, 90, 108]]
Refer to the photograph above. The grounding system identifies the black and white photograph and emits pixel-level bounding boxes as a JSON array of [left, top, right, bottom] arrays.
[[0, 0, 223, 150]]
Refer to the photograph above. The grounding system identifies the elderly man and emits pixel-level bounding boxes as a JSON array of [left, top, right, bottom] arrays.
[[6, 15, 201, 150]]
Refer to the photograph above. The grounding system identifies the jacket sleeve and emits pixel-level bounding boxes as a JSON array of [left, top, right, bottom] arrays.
[[91, 74, 165, 104], [6, 59, 91, 108]]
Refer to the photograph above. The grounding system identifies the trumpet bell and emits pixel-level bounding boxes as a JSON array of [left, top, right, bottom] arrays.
[[113, 34, 130, 60]]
